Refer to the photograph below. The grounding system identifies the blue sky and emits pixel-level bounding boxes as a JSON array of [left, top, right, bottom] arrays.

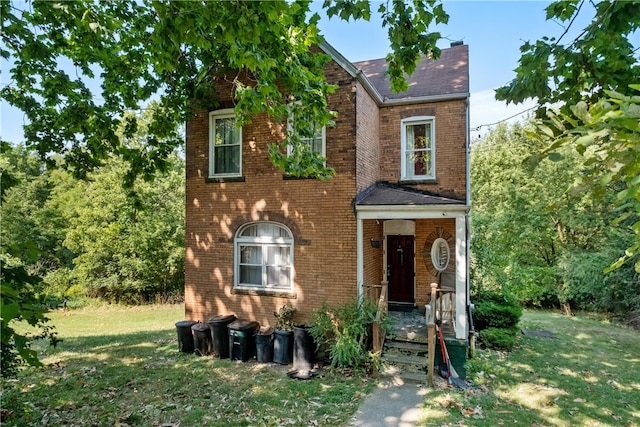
[[1, 1, 592, 143]]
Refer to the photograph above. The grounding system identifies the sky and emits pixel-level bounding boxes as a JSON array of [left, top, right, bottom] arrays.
[[1, 1, 593, 143]]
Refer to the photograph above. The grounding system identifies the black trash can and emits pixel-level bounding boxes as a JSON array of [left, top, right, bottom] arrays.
[[175, 320, 197, 353], [293, 325, 316, 372], [207, 314, 236, 358], [256, 327, 274, 363], [273, 329, 293, 365], [192, 322, 213, 356], [228, 320, 260, 362]]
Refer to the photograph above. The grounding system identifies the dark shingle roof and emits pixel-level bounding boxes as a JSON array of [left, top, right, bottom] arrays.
[[357, 183, 465, 206], [353, 44, 469, 99]]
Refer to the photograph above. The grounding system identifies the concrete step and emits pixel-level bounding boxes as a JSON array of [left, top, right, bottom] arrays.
[[384, 340, 428, 353], [383, 353, 427, 367]]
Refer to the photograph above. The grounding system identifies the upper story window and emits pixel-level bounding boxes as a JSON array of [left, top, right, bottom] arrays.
[[234, 222, 294, 292], [209, 109, 242, 178], [287, 104, 326, 158], [401, 117, 435, 181]]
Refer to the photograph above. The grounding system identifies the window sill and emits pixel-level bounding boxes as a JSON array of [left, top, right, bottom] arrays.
[[400, 178, 438, 185], [206, 176, 245, 183], [282, 174, 318, 180], [232, 288, 297, 299]]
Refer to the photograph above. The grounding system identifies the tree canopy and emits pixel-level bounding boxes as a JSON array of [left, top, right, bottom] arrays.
[[1, 0, 448, 181], [495, 0, 640, 271]]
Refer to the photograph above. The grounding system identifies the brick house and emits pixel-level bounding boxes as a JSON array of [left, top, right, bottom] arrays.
[[184, 41, 470, 341]]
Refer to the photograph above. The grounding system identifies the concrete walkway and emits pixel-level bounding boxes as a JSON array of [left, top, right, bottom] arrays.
[[350, 379, 428, 427]]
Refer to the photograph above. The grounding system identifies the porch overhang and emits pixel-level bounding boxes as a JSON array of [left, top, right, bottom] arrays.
[[355, 190, 470, 340]]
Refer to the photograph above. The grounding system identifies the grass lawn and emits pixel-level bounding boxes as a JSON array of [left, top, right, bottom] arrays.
[[418, 310, 640, 426], [1, 304, 372, 426], [2, 306, 639, 426]]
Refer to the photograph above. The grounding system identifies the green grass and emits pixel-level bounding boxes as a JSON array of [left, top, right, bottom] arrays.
[[1, 304, 372, 426], [417, 310, 640, 426], [4, 307, 639, 426]]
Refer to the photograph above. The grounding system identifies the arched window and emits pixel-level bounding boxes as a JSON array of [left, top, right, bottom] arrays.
[[234, 222, 293, 291]]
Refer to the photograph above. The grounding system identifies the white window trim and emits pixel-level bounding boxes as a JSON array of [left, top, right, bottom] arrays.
[[209, 108, 242, 178], [401, 116, 436, 181], [286, 124, 326, 159], [234, 222, 294, 292]]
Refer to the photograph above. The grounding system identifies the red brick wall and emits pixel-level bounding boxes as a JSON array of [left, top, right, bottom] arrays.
[[185, 61, 361, 327], [355, 82, 380, 193], [378, 101, 468, 200], [362, 219, 384, 292], [415, 218, 456, 307]]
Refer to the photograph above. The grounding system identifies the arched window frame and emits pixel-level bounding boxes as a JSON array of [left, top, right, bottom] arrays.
[[234, 222, 294, 292]]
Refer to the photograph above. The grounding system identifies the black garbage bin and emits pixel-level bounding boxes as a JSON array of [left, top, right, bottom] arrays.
[[207, 314, 236, 358], [228, 319, 260, 362], [273, 329, 293, 365], [293, 325, 316, 372], [175, 320, 197, 353], [256, 327, 274, 363], [192, 322, 212, 356]]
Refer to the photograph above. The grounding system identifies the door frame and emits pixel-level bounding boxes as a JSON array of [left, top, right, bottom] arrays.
[[383, 220, 416, 304]]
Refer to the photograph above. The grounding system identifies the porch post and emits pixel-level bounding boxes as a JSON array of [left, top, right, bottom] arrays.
[[356, 216, 364, 301], [455, 215, 468, 340]]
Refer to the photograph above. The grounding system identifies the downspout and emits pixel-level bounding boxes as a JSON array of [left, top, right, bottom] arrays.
[[465, 96, 471, 308]]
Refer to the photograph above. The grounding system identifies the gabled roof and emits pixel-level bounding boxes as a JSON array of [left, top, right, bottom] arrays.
[[319, 41, 469, 105], [354, 44, 469, 100], [356, 182, 465, 206]]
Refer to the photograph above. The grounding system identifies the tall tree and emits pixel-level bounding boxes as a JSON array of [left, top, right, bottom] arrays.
[[471, 123, 637, 317], [495, 0, 640, 271], [1, 0, 448, 180]]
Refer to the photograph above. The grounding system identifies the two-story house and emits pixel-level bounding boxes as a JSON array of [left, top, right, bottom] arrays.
[[184, 41, 470, 342]]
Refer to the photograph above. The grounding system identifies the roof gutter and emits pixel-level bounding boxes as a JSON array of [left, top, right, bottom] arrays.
[[381, 92, 470, 106]]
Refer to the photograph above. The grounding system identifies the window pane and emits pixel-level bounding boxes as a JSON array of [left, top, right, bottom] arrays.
[[215, 118, 238, 146], [267, 266, 290, 287], [240, 265, 262, 285], [214, 145, 240, 174], [240, 246, 261, 264], [267, 246, 290, 266], [406, 150, 431, 176]]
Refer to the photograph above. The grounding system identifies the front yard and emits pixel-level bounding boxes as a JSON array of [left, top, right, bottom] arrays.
[[2, 305, 638, 426]]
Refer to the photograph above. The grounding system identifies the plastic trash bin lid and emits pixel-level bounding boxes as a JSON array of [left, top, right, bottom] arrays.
[[191, 323, 210, 332], [175, 320, 197, 327], [207, 314, 236, 324], [227, 319, 260, 331]]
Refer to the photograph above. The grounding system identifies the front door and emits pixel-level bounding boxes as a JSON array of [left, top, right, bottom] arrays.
[[387, 235, 415, 303]]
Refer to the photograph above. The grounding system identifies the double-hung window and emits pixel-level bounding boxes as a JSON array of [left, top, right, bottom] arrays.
[[286, 105, 326, 159], [235, 222, 293, 292], [209, 109, 242, 178], [401, 117, 435, 180]]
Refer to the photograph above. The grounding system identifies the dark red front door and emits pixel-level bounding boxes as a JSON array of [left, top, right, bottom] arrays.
[[387, 235, 415, 303]]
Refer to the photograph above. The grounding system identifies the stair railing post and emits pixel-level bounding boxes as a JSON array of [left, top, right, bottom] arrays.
[[427, 282, 438, 387]]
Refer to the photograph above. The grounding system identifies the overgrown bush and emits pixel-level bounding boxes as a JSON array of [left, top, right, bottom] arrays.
[[309, 298, 386, 372], [478, 327, 519, 351], [472, 293, 522, 351], [473, 294, 523, 331]]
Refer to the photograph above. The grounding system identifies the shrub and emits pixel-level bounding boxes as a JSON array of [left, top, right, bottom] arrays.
[[478, 327, 518, 351], [309, 298, 386, 372], [473, 294, 523, 331]]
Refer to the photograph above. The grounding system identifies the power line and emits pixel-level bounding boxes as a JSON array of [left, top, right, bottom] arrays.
[[472, 105, 539, 132]]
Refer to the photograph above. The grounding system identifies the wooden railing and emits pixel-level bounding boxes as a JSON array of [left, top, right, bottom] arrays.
[[364, 281, 388, 377], [427, 282, 438, 387]]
